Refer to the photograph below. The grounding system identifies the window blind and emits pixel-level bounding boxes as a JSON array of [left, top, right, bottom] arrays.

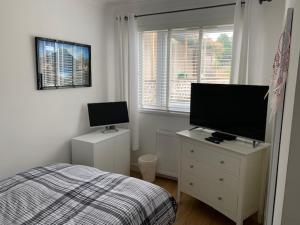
[[169, 29, 200, 111], [200, 28, 233, 84], [139, 26, 233, 112], [139, 30, 168, 110]]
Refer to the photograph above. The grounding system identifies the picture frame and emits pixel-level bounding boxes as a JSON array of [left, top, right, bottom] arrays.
[[35, 37, 92, 90]]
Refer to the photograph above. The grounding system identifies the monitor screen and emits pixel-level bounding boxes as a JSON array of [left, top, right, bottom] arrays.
[[190, 83, 269, 141], [87, 102, 129, 127]]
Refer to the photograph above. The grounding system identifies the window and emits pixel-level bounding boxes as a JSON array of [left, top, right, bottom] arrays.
[[139, 26, 233, 112]]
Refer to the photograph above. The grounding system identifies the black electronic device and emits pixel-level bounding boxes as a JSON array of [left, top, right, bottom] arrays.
[[87, 101, 129, 132], [190, 83, 268, 142]]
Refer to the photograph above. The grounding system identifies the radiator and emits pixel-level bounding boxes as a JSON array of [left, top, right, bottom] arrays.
[[156, 129, 179, 178]]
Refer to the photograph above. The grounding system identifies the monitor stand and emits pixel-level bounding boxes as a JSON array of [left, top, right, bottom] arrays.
[[102, 125, 119, 133], [211, 132, 237, 141]]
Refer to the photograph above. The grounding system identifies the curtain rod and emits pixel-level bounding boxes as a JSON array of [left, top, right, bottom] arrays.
[[134, 0, 272, 18]]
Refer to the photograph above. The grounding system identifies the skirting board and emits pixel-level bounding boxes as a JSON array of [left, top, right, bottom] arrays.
[[131, 163, 178, 181]]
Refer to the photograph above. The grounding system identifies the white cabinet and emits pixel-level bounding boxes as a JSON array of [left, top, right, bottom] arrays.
[[71, 129, 130, 176], [177, 129, 270, 225]]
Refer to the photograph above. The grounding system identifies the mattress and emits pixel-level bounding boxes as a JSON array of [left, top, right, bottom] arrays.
[[0, 164, 177, 225]]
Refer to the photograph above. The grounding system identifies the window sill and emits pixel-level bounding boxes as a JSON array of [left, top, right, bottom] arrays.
[[139, 108, 190, 118]]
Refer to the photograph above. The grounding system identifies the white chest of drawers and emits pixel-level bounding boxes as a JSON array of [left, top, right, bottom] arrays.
[[71, 129, 130, 176], [177, 129, 269, 225]]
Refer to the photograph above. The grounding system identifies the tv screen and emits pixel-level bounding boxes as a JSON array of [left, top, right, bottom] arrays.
[[190, 83, 269, 141], [87, 102, 129, 127]]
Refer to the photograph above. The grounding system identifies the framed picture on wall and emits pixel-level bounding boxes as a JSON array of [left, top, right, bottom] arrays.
[[35, 37, 91, 90]]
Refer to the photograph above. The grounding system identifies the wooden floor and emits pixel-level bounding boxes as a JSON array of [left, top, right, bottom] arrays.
[[131, 171, 260, 225]]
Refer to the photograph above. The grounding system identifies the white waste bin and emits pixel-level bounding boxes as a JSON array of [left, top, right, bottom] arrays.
[[138, 154, 158, 182]]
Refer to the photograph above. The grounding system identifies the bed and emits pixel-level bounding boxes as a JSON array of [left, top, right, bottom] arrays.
[[0, 164, 177, 225]]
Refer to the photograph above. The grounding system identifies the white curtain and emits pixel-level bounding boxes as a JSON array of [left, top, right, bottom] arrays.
[[115, 15, 139, 151], [231, 0, 265, 84]]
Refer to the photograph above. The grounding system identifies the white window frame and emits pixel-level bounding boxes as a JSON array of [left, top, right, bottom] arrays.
[[138, 25, 233, 115]]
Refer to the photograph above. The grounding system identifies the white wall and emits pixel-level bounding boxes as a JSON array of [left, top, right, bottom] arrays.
[[261, 0, 286, 86], [0, 0, 110, 179], [261, 0, 286, 143], [257, 1, 286, 224], [272, 1, 300, 224], [280, 55, 300, 225], [132, 112, 192, 168]]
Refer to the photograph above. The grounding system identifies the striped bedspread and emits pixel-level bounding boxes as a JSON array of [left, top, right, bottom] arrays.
[[0, 164, 177, 225]]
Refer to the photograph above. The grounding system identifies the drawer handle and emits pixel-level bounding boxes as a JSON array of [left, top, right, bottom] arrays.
[[219, 178, 224, 182], [189, 182, 194, 186], [190, 149, 194, 153], [190, 165, 194, 169], [220, 160, 225, 164], [218, 197, 223, 201]]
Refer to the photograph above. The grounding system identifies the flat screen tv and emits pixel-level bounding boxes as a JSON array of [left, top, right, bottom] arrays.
[[190, 83, 269, 142], [87, 102, 129, 128]]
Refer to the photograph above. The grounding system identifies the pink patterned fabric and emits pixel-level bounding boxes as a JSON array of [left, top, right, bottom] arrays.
[[269, 30, 291, 119]]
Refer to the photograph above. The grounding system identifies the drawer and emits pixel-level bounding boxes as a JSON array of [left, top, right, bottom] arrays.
[[182, 158, 239, 191], [182, 141, 240, 176], [181, 173, 237, 219]]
